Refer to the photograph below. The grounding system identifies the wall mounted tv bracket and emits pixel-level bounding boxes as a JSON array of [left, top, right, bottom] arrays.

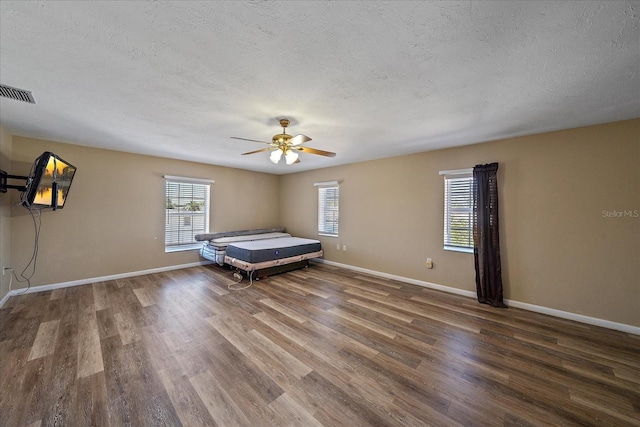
[[0, 170, 28, 192]]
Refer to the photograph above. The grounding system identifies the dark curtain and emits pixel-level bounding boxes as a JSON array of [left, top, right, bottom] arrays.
[[473, 162, 506, 308]]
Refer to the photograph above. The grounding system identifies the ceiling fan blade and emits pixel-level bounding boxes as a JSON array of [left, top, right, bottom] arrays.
[[242, 147, 275, 155], [231, 136, 272, 144], [295, 146, 336, 157], [290, 134, 312, 146]]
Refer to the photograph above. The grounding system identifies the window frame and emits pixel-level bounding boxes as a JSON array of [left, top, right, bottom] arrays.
[[315, 181, 340, 237], [440, 169, 474, 253], [164, 175, 213, 252]]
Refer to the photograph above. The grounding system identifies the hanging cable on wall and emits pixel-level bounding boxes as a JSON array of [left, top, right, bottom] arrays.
[[1, 151, 78, 296], [10, 207, 42, 295]]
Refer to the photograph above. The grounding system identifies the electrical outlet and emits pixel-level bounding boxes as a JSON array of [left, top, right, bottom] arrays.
[[342, 245, 347, 251], [2, 267, 13, 275], [336, 244, 340, 250], [425, 258, 433, 269]]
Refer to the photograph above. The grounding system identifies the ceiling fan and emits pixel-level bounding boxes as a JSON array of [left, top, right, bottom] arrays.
[[231, 118, 336, 165]]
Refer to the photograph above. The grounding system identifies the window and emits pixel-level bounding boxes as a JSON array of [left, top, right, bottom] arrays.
[[164, 176, 212, 252], [316, 182, 339, 237], [441, 169, 473, 252]]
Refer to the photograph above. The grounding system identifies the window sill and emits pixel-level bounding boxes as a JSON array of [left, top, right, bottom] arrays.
[[444, 245, 474, 254], [165, 244, 201, 253], [318, 233, 339, 238]]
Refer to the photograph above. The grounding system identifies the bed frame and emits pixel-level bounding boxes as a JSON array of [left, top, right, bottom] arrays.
[[225, 249, 323, 279]]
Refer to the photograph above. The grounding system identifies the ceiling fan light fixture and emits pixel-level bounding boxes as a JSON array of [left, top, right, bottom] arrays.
[[232, 117, 335, 165], [270, 149, 283, 164], [285, 150, 299, 165]]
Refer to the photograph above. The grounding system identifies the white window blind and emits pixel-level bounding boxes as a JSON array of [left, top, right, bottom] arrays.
[[318, 185, 339, 237], [442, 171, 474, 251], [165, 178, 211, 251]]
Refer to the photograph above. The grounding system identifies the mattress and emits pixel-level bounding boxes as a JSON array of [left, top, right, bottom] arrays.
[[199, 232, 291, 265], [208, 232, 291, 246], [225, 237, 322, 264]]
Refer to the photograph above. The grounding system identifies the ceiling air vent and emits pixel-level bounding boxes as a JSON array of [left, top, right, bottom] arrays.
[[0, 84, 35, 104]]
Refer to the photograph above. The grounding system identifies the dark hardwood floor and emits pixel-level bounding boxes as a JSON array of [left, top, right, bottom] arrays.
[[1, 263, 638, 426]]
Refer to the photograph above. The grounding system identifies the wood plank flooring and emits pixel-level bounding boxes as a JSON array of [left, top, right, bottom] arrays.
[[1, 263, 639, 426]]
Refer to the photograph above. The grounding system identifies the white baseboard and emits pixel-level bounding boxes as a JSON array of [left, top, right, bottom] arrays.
[[316, 259, 477, 299], [0, 289, 11, 308], [3, 258, 637, 336], [314, 259, 640, 336], [502, 299, 640, 335], [0, 260, 213, 304]]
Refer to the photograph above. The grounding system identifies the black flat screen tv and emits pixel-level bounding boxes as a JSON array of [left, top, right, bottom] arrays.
[[22, 151, 77, 210]]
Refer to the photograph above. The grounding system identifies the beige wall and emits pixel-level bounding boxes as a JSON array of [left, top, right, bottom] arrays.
[[0, 125, 12, 302], [4, 120, 639, 328], [9, 137, 281, 287], [280, 119, 640, 327]]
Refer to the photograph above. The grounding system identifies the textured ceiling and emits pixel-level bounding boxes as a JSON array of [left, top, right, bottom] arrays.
[[1, 1, 639, 174]]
